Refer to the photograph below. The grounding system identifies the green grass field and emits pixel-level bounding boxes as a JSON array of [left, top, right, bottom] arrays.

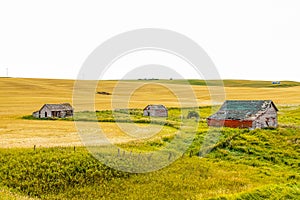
[[0, 78, 299, 199]]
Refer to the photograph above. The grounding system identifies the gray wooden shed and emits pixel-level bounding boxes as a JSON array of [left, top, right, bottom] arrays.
[[143, 105, 168, 117], [33, 103, 73, 118]]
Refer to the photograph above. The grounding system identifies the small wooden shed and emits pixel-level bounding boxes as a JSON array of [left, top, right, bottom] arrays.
[[207, 100, 278, 129], [33, 103, 73, 118], [143, 105, 168, 117]]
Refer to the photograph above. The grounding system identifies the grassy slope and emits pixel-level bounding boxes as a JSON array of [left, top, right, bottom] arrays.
[[0, 123, 299, 199]]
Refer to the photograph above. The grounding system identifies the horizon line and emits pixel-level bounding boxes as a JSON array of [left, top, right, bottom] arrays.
[[0, 76, 299, 83]]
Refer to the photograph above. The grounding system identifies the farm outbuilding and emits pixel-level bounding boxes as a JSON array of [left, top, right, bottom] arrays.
[[207, 100, 278, 129], [143, 105, 168, 117], [32, 103, 73, 118]]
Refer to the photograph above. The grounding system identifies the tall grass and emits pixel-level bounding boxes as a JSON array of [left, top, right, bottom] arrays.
[[0, 147, 129, 198]]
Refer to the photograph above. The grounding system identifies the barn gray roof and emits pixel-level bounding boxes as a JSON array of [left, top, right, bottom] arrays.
[[42, 103, 73, 111], [208, 100, 278, 120]]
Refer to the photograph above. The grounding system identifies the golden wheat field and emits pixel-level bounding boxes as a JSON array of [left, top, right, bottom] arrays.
[[0, 78, 299, 148]]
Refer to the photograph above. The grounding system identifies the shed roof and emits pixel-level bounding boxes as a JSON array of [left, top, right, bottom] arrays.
[[208, 100, 278, 120], [144, 104, 167, 110], [42, 103, 73, 111]]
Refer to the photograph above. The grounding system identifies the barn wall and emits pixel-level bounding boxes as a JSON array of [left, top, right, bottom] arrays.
[[152, 109, 168, 117], [207, 119, 253, 128], [143, 110, 150, 116], [254, 105, 278, 128], [39, 108, 73, 118], [143, 108, 168, 117], [40, 106, 52, 118], [207, 119, 224, 127]]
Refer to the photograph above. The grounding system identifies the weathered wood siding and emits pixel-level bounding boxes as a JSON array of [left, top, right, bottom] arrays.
[[40, 106, 52, 118], [253, 105, 278, 129], [143, 109, 168, 117], [143, 106, 168, 117]]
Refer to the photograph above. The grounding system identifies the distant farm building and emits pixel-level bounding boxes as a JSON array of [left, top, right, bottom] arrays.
[[143, 105, 168, 117], [33, 103, 73, 118], [207, 100, 278, 129], [272, 81, 281, 85]]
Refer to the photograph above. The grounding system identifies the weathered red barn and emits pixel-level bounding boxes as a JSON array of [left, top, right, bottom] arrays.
[[207, 100, 278, 129]]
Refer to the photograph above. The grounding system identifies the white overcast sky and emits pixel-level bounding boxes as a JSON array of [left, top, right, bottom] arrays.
[[0, 0, 300, 81]]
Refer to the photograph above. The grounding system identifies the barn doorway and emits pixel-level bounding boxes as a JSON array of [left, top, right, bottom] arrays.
[[45, 112, 47, 117]]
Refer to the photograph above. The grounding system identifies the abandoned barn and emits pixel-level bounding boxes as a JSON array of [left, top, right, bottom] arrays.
[[143, 104, 168, 117], [32, 103, 73, 118], [207, 100, 278, 129]]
